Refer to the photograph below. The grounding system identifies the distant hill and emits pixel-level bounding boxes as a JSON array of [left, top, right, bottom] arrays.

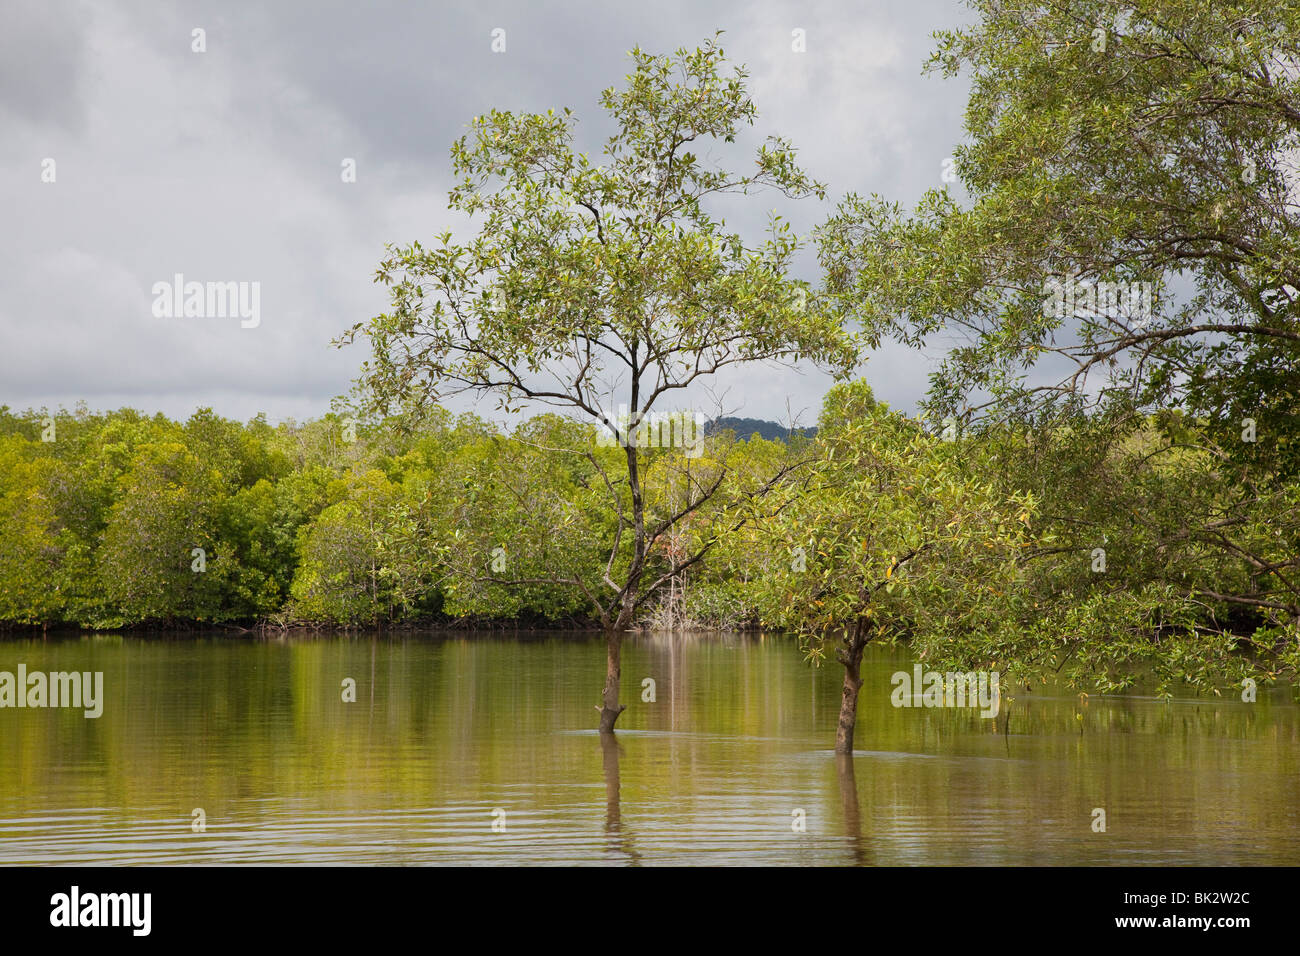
[[705, 417, 816, 442]]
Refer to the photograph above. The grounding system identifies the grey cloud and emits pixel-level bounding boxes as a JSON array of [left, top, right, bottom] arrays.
[[1, 0, 973, 424], [0, 0, 92, 132]]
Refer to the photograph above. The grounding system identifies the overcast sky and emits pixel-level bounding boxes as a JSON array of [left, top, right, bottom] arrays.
[[2, 0, 976, 428]]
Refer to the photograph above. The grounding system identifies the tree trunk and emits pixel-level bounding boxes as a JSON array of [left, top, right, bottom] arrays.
[[598, 628, 627, 733], [834, 620, 869, 754]]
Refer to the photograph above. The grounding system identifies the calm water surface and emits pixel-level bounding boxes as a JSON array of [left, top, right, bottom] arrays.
[[1, 631, 1296, 865]]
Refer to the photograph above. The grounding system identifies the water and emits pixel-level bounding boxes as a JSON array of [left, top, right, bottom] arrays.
[[0, 631, 1296, 865]]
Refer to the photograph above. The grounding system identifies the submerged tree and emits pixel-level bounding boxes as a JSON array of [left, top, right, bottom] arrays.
[[750, 382, 1034, 753], [340, 35, 855, 731]]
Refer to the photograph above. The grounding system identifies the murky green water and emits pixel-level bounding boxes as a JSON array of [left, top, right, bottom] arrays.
[[0, 631, 1296, 865]]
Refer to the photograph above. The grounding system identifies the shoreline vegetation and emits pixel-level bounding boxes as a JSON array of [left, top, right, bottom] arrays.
[[0, 615, 642, 637], [0, 400, 1292, 697], [0, 402, 800, 637]]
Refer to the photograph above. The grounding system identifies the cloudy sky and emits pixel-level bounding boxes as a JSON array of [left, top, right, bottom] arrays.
[[2, 0, 976, 428]]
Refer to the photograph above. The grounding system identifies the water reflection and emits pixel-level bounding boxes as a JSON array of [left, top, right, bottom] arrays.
[[600, 733, 640, 865], [836, 753, 870, 866], [0, 630, 1295, 865]]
